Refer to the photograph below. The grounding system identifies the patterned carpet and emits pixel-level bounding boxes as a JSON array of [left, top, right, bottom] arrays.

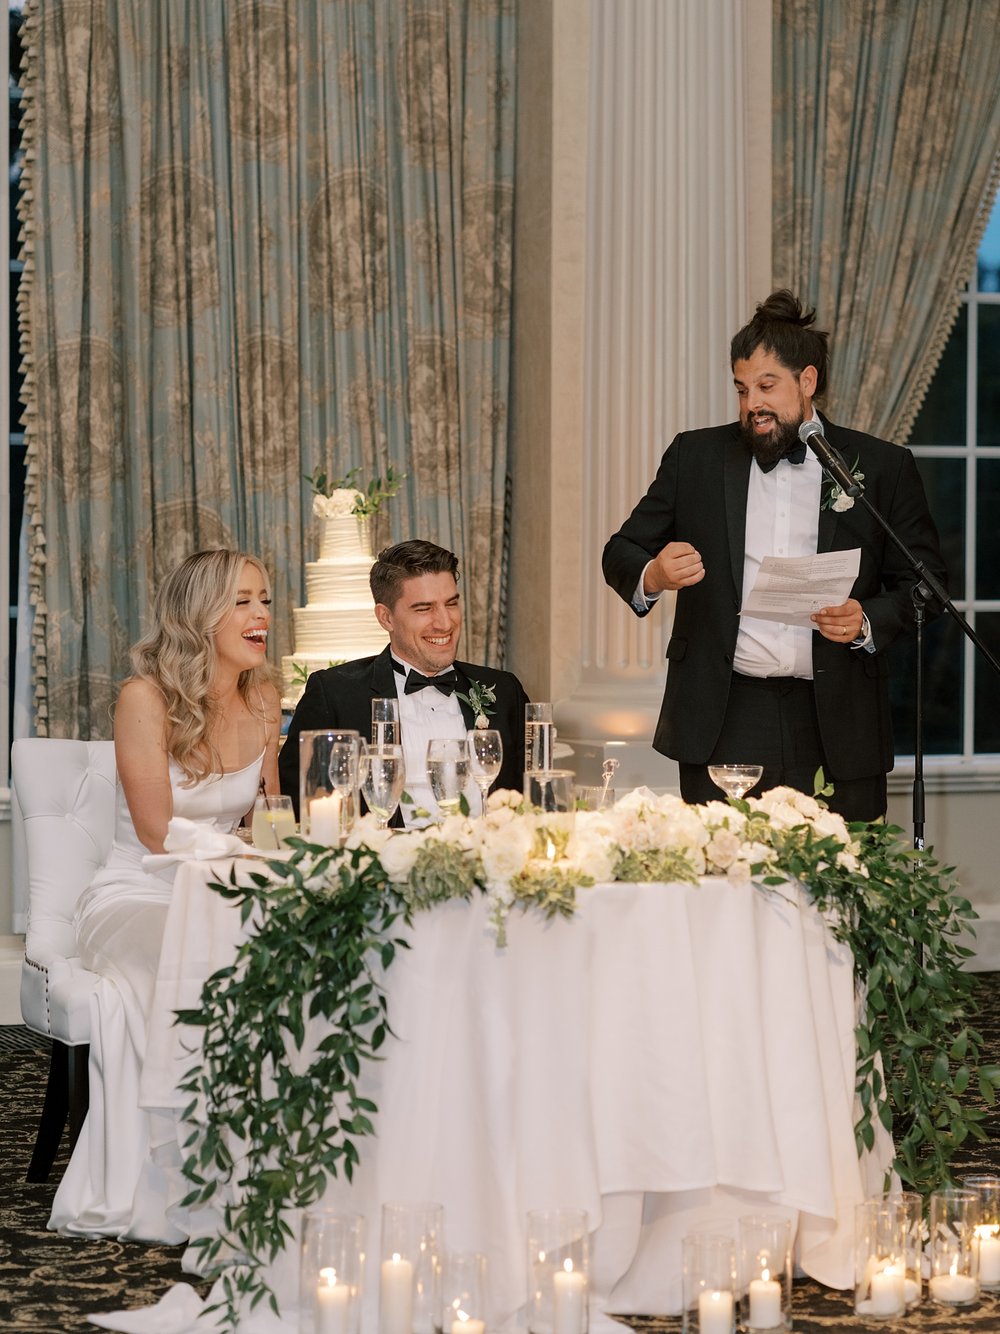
[[2, 980, 1000, 1332]]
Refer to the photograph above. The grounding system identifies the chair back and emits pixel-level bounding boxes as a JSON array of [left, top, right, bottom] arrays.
[[13, 738, 116, 1038]]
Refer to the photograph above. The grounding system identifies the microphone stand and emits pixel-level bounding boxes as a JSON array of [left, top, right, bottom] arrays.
[[816, 444, 1000, 849]]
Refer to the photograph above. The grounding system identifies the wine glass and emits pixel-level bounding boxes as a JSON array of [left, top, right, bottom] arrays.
[[707, 763, 764, 801], [426, 737, 471, 818], [360, 742, 406, 830], [467, 729, 503, 817]]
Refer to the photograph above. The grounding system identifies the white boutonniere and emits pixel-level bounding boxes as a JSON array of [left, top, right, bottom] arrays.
[[455, 679, 497, 729], [822, 457, 864, 512]]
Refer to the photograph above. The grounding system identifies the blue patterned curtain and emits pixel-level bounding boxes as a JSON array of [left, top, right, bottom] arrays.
[[19, 0, 516, 736], [773, 0, 1000, 440]]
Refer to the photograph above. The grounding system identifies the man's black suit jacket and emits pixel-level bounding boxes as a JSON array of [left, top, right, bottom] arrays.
[[279, 645, 529, 818], [602, 416, 947, 781]]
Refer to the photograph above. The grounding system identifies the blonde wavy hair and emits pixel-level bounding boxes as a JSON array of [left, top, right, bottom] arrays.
[[129, 549, 276, 783]]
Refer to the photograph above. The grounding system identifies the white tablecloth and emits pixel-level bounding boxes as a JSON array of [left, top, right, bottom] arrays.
[[141, 861, 892, 1331]]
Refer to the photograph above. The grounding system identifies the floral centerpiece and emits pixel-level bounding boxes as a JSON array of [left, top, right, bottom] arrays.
[[178, 786, 999, 1329], [304, 463, 405, 518]]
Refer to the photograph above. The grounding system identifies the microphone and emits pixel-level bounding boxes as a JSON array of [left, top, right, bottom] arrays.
[[798, 421, 864, 497]]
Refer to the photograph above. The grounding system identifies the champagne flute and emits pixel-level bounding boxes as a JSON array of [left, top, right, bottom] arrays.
[[426, 737, 471, 818], [467, 729, 503, 817], [707, 763, 764, 801], [372, 696, 401, 746], [360, 742, 406, 830], [327, 738, 361, 836]]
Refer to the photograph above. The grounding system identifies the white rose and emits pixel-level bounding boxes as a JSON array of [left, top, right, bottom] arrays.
[[566, 825, 617, 883], [377, 831, 424, 881], [727, 859, 753, 886], [832, 491, 855, 512], [481, 820, 534, 884], [706, 828, 742, 870]]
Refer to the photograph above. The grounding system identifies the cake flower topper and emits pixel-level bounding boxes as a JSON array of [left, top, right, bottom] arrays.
[[304, 463, 405, 518], [456, 679, 497, 728]]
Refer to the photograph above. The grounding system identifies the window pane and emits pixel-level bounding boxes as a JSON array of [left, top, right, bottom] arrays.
[[974, 613, 1000, 753], [909, 304, 966, 448], [976, 459, 1000, 598], [888, 612, 963, 756], [977, 303, 1000, 447], [914, 456, 965, 595]]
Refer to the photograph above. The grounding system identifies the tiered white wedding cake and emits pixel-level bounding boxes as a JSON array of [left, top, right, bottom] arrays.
[[281, 490, 388, 704]]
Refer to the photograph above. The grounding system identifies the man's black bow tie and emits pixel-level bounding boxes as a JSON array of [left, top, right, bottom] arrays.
[[757, 440, 807, 473], [404, 669, 459, 696]]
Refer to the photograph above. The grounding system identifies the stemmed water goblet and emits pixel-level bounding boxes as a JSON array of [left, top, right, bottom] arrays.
[[707, 763, 763, 801], [467, 729, 503, 817], [426, 737, 471, 818], [359, 742, 406, 830]]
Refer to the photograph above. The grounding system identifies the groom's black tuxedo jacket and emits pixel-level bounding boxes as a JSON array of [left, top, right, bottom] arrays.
[[602, 416, 947, 782], [279, 645, 529, 817]]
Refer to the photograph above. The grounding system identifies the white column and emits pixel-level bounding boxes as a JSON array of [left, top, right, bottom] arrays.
[[556, 0, 772, 789]]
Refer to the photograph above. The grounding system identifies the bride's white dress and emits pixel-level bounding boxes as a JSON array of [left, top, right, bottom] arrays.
[[49, 753, 262, 1240]]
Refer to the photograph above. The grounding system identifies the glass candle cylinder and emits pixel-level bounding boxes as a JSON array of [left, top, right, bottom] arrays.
[[928, 1189, 980, 1306], [443, 1252, 488, 1334], [738, 1215, 791, 1331], [524, 770, 576, 860], [299, 729, 360, 843], [681, 1234, 736, 1334], [526, 1208, 589, 1334], [877, 1192, 922, 1308], [379, 1202, 444, 1334], [853, 1200, 907, 1320], [963, 1175, 1000, 1291], [300, 1210, 366, 1334]]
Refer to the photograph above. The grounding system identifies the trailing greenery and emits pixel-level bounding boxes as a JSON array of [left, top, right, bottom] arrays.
[[176, 787, 1000, 1328], [175, 844, 409, 1327], [797, 819, 1000, 1191]]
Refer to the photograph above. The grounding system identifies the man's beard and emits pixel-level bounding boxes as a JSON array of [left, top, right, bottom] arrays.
[[739, 411, 804, 469]]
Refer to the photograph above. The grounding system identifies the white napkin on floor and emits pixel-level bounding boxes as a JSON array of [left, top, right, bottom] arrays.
[[142, 817, 247, 874]]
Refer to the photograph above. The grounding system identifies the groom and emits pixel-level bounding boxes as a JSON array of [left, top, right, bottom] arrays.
[[279, 539, 529, 823]]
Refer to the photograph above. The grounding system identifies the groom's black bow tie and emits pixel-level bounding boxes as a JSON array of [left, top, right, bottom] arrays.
[[404, 669, 459, 696], [757, 440, 807, 473]]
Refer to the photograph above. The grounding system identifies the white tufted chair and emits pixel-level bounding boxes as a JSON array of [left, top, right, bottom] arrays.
[[13, 737, 117, 1181]]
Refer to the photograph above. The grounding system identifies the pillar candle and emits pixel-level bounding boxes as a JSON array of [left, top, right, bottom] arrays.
[[747, 1273, 782, 1329], [929, 1272, 978, 1304], [316, 1267, 350, 1334], [697, 1288, 733, 1334], [310, 793, 342, 844], [977, 1226, 1000, 1284], [552, 1261, 586, 1334], [869, 1268, 904, 1316], [379, 1253, 414, 1334]]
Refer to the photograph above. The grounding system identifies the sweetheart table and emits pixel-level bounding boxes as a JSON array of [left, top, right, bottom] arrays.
[[138, 857, 892, 1332]]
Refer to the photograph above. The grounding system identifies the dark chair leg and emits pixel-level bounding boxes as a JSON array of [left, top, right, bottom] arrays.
[[25, 1039, 90, 1182]]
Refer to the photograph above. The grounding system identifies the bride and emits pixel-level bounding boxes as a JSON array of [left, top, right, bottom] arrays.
[[49, 549, 282, 1240]]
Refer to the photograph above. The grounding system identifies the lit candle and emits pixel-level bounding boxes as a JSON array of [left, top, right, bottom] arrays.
[[379, 1252, 414, 1334], [869, 1267, 905, 1316], [929, 1268, 978, 1304], [450, 1310, 486, 1334], [698, 1288, 733, 1334], [747, 1269, 782, 1329], [977, 1225, 1000, 1284], [316, 1267, 350, 1334], [552, 1259, 587, 1334], [310, 793, 342, 844]]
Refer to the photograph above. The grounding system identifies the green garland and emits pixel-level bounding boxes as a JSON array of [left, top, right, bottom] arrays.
[[174, 798, 1000, 1329]]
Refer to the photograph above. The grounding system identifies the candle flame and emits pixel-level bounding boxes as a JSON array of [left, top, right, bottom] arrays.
[[563, 1259, 574, 1274], [761, 1269, 770, 1283], [392, 1252, 402, 1263], [319, 1267, 338, 1288], [456, 1311, 469, 1324], [950, 1257, 959, 1277]]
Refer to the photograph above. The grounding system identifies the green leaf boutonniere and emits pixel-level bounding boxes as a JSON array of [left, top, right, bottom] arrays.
[[821, 456, 864, 513], [456, 679, 497, 729]]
